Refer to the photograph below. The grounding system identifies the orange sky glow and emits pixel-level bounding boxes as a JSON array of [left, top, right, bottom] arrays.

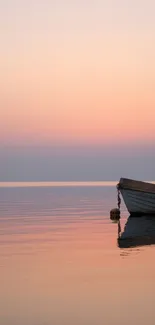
[[1, 0, 155, 147]]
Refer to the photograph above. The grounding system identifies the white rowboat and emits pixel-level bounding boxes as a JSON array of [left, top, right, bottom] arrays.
[[117, 178, 155, 216]]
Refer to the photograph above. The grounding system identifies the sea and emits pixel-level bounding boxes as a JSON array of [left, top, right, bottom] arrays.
[[0, 182, 155, 325]]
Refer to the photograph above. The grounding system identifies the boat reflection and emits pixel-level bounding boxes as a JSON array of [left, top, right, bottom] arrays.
[[118, 215, 155, 248]]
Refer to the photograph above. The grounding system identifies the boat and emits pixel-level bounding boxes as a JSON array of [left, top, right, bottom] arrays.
[[117, 178, 155, 216], [118, 215, 155, 248]]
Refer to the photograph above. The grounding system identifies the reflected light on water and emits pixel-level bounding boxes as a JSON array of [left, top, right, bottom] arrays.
[[0, 185, 155, 325]]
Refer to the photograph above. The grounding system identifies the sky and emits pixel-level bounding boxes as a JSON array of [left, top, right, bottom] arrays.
[[1, 0, 155, 181]]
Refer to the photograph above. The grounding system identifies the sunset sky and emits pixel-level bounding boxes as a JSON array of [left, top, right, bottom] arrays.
[[1, 0, 155, 181]]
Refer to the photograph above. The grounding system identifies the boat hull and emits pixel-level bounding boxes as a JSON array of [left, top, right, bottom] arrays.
[[120, 188, 155, 215]]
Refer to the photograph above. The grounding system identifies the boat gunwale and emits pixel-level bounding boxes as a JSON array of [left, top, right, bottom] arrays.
[[118, 185, 155, 195]]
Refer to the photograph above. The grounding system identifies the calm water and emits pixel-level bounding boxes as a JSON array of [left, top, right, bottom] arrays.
[[0, 183, 155, 325]]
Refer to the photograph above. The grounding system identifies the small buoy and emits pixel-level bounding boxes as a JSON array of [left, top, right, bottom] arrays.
[[110, 208, 120, 221]]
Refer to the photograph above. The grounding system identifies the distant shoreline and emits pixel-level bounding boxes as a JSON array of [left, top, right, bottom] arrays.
[[0, 181, 118, 188], [0, 181, 154, 188]]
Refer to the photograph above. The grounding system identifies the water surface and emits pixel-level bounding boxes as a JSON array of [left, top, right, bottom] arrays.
[[0, 183, 155, 325]]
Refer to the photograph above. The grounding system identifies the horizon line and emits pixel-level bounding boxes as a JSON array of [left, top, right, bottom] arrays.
[[0, 181, 155, 188]]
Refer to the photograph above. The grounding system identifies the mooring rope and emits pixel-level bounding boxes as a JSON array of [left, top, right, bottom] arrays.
[[117, 185, 121, 210]]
